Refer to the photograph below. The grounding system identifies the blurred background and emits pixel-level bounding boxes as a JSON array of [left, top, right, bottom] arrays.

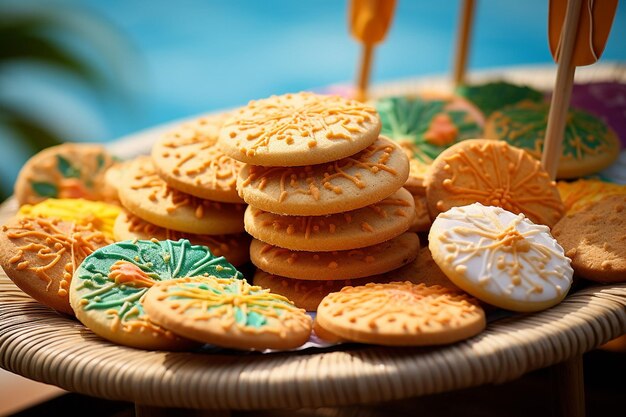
[[0, 0, 625, 201]]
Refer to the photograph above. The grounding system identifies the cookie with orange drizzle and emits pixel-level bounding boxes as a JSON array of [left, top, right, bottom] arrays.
[[218, 92, 381, 166], [143, 276, 312, 350], [424, 139, 564, 228], [557, 179, 626, 215], [151, 114, 245, 203], [69, 239, 242, 349], [244, 187, 414, 251], [14, 143, 116, 205], [0, 216, 111, 314], [118, 157, 245, 235], [316, 282, 485, 346], [113, 211, 250, 266], [237, 136, 409, 216], [249, 232, 419, 281], [429, 203, 573, 312]]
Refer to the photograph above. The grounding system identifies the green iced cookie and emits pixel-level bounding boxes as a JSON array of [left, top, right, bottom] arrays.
[[456, 81, 544, 116]]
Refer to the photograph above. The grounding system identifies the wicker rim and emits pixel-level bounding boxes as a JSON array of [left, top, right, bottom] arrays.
[[1, 198, 625, 410]]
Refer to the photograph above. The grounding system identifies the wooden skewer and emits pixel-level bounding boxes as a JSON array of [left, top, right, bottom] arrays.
[[356, 44, 374, 102], [452, 0, 476, 87]]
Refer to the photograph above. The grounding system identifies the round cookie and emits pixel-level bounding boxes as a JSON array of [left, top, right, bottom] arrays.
[[237, 136, 409, 216], [316, 282, 486, 346], [249, 232, 420, 281], [455, 81, 544, 117], [552, 195, 626, 283], [103, 161, 130, 202], [376, 94, 484, 192], [484, 101, 621, 179], [15, 143, 116, 205], [70, 239, 242, 349], [408, 194, 431, 233], [19, 198, 121, 240], [0, 217, 111, 314], [244, 187, 414, 251], [118, 157, 246, 235], [218, 92, 381, 166], [113, 211, 250, 266], [429, 203, 573, 312], [424, 139, 564, 228], [557, 179, 626, 215], [143, 276, 312, 350], [151, 114, 245, 203]]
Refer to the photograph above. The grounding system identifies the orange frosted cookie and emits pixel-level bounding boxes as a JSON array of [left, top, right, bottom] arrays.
[[113, 211, 250, 266], [14, 143, 116, 205], [552, 195, 626, 283], [424, 139, 564, 228], [237, 136, 409, 216], [557, 179, 626, 215], [249, 233, 419, 281], [316, 282, 486, 346], [143, 276, 312, 350], [429, 203, 573, 312], [118, 157, 245, 235], [0, 217, 111, 314], [244, 187, 414, 251], [219, 92, 381, 166], [152, 114, 245, 203]]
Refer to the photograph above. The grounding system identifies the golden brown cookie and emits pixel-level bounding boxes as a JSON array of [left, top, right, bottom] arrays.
[[408, 194, 431, 233], [219, 92, 381, 166], [118, 157, 246, 235], [143, 276, 312, 350], [244, 187, 414, 251], [237, 136, 409, 216], [557, 179, 626, 215], [14, 143, 116, 205], [249, 232, 420, 281], [424, 139, 564, 228], [0, 216, 111, 314], [552, 195, 626, 283], [316, 282, 486, 346], [151, 114, 245, 203], [102, 161, 129, 202], [113, 211, 250, 266]]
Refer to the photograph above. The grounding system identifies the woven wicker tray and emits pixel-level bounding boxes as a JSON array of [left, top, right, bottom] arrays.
[[1, 65, 626, 414]]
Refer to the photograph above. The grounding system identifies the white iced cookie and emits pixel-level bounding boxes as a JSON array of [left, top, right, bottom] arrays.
[[428, 203, 573, 312]]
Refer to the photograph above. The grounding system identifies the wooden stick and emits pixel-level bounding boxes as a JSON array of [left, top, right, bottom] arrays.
[[452, 0, 476, 87], [356, 44, 374, 102], [542, 0, 583, 180]]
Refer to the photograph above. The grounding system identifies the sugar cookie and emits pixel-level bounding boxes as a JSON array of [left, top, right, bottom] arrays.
[[151, 114, 244, 203], [456, 81, 544, 116], [485, 101, 621, 178], [118, 157, 245, 235], [113, 211, 250, 266], [552, 195, 626, 283], [143, 276, 312, 350], [425, 139, 564, 228], [249, 232, 419, 281], [0, 217, 110, 314], [70, 239, 242, 349], [408, 194, 431, 233], [429, 203, 573, 312], [19, 198, 121, 240], [219, 92, 380, 166], [237, 136, 409, 216], [244, 187, 414, 251], [14, 143, 116, 205], [557, 179, 626, 215], [316, 282, 486, 346], [383, 246, 461, 292]]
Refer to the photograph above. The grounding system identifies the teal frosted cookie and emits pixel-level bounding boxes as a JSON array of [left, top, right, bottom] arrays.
[[143, 276, 312, 350], [14, 143, 116, 205], [69, 239, 242, 350], [376, 95, 484, 192], [456, 81, 544, 117], [485, 101, 621, 179]]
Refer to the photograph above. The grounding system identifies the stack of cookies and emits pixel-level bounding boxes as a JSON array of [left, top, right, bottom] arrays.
[[114, 115, 251, 267], [218, 92, 419, 311]]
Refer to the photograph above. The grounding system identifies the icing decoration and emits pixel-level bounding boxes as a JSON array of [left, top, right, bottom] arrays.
[[430, 203, 573, 309], [557, 179, 626, 214], [19, 198, 121, 239], [222, 92, 378, 156], [376, 96, 482, 165], [3, 217, 110, 297], [73, 239, 242, 334], [456, 81, 544, 116]]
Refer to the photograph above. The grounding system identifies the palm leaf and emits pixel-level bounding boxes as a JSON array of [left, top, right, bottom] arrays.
[[0, 102, 65, 152]]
